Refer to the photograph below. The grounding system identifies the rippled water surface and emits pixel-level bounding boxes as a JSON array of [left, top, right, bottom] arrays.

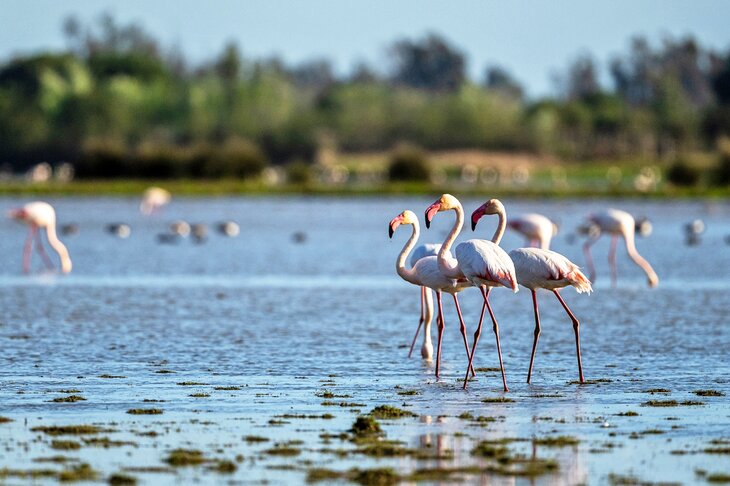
[[0, 196, 729, 485]]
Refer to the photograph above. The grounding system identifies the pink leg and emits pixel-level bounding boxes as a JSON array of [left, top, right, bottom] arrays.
[[23, 226, 37, 274], [583, 235, 600, 282], [452, 294, 476, 378], [463, 289, 487, 390], [408, 287, 426, 358], [553, 290, 585, 383], [608, 235, 618, 288], [35, 231, 55, 270], [527, 289, 541, 383], [434, 291, 445, 379], [464, 287, 508, 392]]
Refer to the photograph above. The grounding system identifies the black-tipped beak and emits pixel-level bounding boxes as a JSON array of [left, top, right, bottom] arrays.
[[471, 207, 484, 231], [388, 225, 395, 239], [471, 219, 477, 231], [424, 202, 440, 229]]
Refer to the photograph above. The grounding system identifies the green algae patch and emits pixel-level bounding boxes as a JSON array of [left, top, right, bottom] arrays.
[[127, 408, 163, 415], [406, 466, 483, 482], [0, 416, 13, 423], [350, 416, 383, 438], [208, 460, 237, 474], [475, 367, 501, 372], [306, 468, 343, 482], [680, 400, 705, 406], [694, 389, 725, 397], [350, 467, 399, 486], [214, 386, 241, 391], [616, 411, 639, 416], [83, 437, 138, 448], [154, 370, 175, 374], [707, 473, 730, 483], [243, 435, 269, 443], [321, 401, 366, 407], [316, 390, 352, 399], [188, 393, 210, 398], [33, 456, 78, 463], [643, 400, 679, 407], [108, 473, 138, 485], [643, 388, 671, 394], [58, 389, 81, 394], [58, 463, 98, 482], [533, 436, 580, 447], [0, 467, 58, 479], [396, 390, 419, 396], [32, 425, 112, 436], [472, 440, 510, 459], [568, 378, 612, 385], [487, 458, 559, 477], [99, 374, 126, 379], [176, 381, 209, 386], [704, 447, 730, 455], [481, 396, 515, 403], [369, 405, 417, 419], [165, 449, 206, 467], [51, 395, 87, 403], [51, 440, 82, 450], [275, 413, 335, 420], [263, 444, 302, 457]]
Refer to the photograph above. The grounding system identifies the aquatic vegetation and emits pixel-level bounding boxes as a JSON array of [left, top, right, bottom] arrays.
[[164, 449, 206, 466], [643, 400, 679, 407], [532, 436, 580, 447], [321, 401, 366, 407], [31, 425, 112, 435], [108, 473, 138, 485], [471, 440, 510, 459], [208, 460, 237, 473], [50, 395, 87, 403], [263, 444, 302, 456], [568, 378, 612, 385], [0, 467, 58, 479], [243, 435, 269, 443], [694, 390, 725, 397], [83, 437, 138, 448], [33, 456, 78, 463], [274, 413, 334, 419], [154, 370, 175, 374], [643, 388, 671, 393], [306, 467, 343, 482], [58, 463, 98, 482], [616, 411, 639, 416], [51, 440, 81, 450], [350, 417, 383, 438], [0, 417, 13, 423], [176, 381, 209, 386], [481, 396, 515, 403], [475, 367, 501, 372], [396, 390, 419, 396], [369, 405, 416, 419], [188, 393, 210, 398], [126, 408, 163, 415], [706, 473, 730, 483], [349, 467, 400, 486], [704, 447, 730, 455], [214, 386, 241, 391], [315, 390, 352, 399], [58, 389, 81, 394], [99, 374, 126, 379]]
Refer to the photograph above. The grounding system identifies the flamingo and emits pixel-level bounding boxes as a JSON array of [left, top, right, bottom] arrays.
[[389, 210, 474, 378], [7, 201, 72, 274], [140, 187, 171, 215], [408, 243, 441, 359], [424, 195, 517, 391], [583, 209, 658, 288], [507, 213, 558, 249]]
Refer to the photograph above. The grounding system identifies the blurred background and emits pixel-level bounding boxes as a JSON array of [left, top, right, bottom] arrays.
[[2, 0, 730, 195]]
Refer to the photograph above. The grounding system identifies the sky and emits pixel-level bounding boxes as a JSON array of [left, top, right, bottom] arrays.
[[2, 0, 730, 97]]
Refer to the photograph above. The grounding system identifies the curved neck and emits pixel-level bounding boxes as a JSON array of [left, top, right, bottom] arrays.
[[45, 224, 72, 273], [491, 205, 507, 244], [437, 203, 464, 279], [624, 231, 657, 284], [396, 223, 421, 285]]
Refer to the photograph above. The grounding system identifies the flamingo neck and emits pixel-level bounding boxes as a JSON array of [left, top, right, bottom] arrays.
[[492, 205, 507, 244], [396, 223, 421, 286], [623, 230, 658, 286], [437, 203, 464, 279], [45, 223, 72, 273]]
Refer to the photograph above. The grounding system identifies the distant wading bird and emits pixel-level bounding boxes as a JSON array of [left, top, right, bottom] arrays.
[[408, 243, 442, 360], [507, 213, 558, 249], [583, 209, 658, 288], [424, 195, 517, 391], [389, 210, 473, 377], [8, 201, 72, 274], [474, 201, 592, 384], [140, 187, 171, 215]]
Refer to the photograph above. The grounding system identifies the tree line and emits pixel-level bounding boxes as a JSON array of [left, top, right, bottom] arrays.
[[1, 14, 730, 182]]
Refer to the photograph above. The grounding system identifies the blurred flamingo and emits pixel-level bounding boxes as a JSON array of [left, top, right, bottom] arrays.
[[425, 195, 517, 391], [507, 213, 558, 249], [140, 187, 171, 215], [8, 201, 72, 274], [389, 210, 473, 378], [583, 209, 658, 288]]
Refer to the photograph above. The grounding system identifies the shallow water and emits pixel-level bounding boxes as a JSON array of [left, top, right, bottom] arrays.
[[0, 196, 729, 485]]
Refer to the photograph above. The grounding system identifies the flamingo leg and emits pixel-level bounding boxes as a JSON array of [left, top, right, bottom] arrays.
[[553, 290, 585, 383], [434, 291, 446, 379], [35, 230, 55, 270], [463, 287, 488, 390], [408, 286, 426, 358], [608, 235, 618, 288], [583, 234, 600, 282], [483, 288, 508, 392], [527, 289, 541, 384], [451, 294, 476, 378], [23, 226, 36, 273]]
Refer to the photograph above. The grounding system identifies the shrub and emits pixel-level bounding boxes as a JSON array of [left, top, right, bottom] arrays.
[[666, 158, 700, 187], [388, 143, 431, 182], [286, 160, 313, 185], [714, 150, 730, 186], [75, 139, 129, 178]]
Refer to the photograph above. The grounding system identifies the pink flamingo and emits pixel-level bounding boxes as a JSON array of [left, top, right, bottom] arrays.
[[583, 209, 658, 288], [389, 210, 474, 379], [507, 213, 558, 249], [408, 243, 441, 359], [140, 187, 171, 215], [8, 201, 72, 274], [424, 195, 517, 391]]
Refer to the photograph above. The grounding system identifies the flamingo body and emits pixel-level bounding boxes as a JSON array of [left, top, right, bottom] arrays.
[[509, 248, 592, 293], [508, 213, 556, 249], [8, 201, 72, 274], [455, 239, 518, 290]]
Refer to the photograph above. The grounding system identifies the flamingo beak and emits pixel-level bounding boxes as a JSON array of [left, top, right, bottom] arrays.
[[424, 202, 441, 229], [7, 208, 23, 220], [389, 215, 404, 239], [471, 206, 485, 231]]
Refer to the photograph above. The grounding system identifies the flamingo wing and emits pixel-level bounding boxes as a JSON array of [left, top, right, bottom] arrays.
[[455, 239, 517, 291]]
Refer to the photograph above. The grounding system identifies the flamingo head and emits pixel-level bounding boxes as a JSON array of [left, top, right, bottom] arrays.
[[7, 208, 28, 222], [471, 199, 504, 231], [424, 194, 459, 228], [389, 210, 417, 238]]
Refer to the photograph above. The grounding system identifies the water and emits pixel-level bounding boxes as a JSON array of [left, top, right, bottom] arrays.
[[0, 196, 729, 485]]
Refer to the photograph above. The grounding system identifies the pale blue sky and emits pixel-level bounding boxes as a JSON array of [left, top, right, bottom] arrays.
[[2, 0, 729, 97]]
